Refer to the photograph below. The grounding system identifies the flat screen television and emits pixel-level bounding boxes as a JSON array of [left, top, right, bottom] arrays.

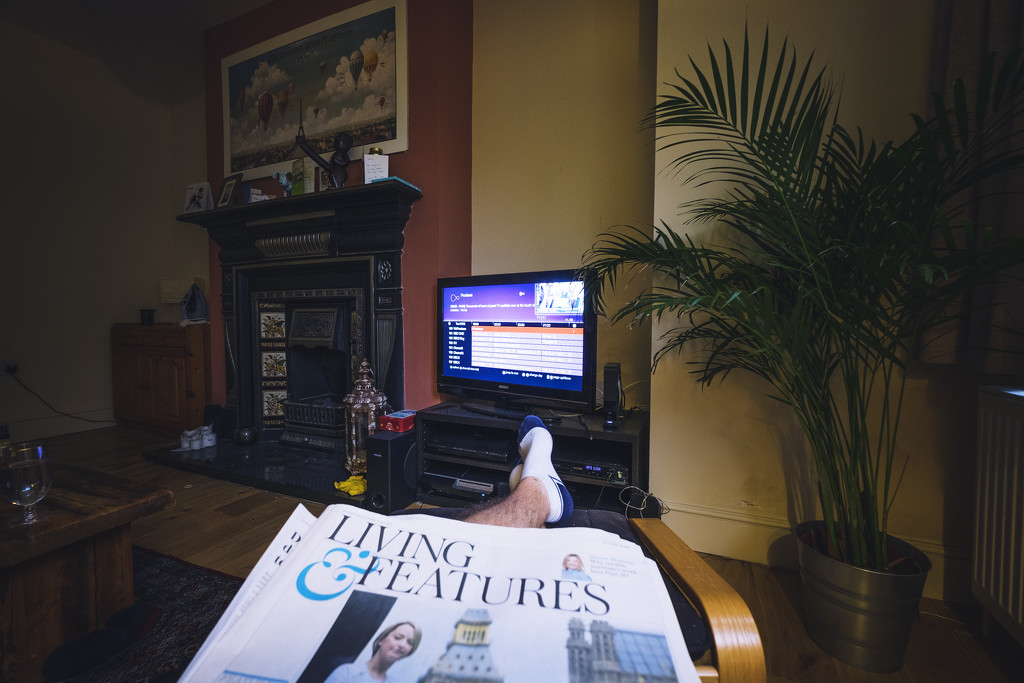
[[436, 269, 597, 413]]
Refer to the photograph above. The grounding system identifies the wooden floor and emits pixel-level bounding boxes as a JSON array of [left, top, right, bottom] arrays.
[[40, 425, 1024, 683]]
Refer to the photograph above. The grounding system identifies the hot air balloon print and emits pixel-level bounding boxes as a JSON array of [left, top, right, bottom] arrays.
[[276, 89, 289, 117], [257, 92, 274, 130], [362, 50, 378, 82], [348, 50, 363, 88]]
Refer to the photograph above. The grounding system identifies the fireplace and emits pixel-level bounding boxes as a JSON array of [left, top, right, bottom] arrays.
[[152, 181, 421, 503], [236, 260, 377, 451]]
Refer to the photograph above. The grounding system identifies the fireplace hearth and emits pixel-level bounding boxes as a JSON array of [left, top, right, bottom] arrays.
[[145, 438, 352, 505], [156, 181, 421, 501]]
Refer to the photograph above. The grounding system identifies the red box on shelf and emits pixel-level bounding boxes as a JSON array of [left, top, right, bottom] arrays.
[[379, 409, 416, 432]]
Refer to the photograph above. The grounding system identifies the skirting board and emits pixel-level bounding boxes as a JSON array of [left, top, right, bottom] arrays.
[[7, 407, 115, 442], [660, 499, 972, 604]]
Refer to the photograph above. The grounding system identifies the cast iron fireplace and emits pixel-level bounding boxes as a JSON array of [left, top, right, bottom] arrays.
[[149, 180, 421, 503]]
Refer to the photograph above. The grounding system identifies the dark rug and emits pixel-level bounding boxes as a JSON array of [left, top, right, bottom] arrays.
[[48, 547, 242, 683]]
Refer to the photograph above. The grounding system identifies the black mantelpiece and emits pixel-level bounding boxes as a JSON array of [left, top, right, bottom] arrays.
[[178, 179, 422, 265], [178, 180, 422, 447]]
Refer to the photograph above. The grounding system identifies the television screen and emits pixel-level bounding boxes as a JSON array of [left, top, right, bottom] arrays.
[[436, 269, 596, 412]]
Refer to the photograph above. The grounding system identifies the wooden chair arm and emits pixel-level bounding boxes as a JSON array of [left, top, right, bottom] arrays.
[[629, 518, 766, 683]]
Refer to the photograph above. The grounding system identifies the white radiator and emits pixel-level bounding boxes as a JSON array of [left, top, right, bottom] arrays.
[[973, 386, 1024, 647]]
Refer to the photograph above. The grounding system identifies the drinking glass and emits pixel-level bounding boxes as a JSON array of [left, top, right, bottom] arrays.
[[3, 442, 52, 526]]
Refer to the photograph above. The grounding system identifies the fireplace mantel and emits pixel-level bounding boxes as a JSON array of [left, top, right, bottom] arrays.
[[177, 179, 422, 265], [178, 179, 422, 442]]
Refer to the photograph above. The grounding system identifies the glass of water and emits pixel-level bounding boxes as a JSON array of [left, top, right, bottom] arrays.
[[3, 442, 53, 526]]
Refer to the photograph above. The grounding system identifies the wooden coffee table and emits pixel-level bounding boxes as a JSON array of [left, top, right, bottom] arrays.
[[0, 463, 174, 683]]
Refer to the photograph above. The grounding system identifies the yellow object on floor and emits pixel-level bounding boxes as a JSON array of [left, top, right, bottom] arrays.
[[334, 475, 366, 495]]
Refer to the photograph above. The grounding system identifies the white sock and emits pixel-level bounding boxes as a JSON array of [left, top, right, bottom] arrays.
[[512, 416, 573, 525]]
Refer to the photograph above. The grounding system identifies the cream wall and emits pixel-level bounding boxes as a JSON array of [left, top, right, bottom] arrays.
[[649, 1, 977, 601], [0, 19, 209, 441], [472, 0, 657, 408]]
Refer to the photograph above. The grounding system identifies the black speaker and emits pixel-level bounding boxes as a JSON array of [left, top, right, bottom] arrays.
[[602, 362, 622, 428], [364, 429, 419, 513]]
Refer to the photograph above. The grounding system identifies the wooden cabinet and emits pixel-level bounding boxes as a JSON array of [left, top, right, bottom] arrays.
[[111, 323, 211, 433]]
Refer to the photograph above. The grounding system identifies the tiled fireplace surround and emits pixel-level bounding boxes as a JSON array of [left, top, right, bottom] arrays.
[[163, 181, 422, 502]]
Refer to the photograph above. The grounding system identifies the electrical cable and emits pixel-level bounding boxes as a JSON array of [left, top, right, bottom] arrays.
[[576, 413, 593, 439], [619, 485, 669, 517], [7, 372, 116, 425]]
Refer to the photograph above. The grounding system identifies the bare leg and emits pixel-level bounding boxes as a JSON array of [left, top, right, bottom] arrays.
[[464, 477, 550, 528], [464, 416, 573, 528]]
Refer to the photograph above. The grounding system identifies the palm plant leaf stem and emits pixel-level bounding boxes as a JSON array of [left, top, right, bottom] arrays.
[[584, 27, 1024, 570]]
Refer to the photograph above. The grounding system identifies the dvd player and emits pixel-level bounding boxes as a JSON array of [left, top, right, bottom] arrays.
[[422, 462, 508, 501], [423, 458, 628, 495], [423, 435, 511, 462], [554, 459, 629, 486]]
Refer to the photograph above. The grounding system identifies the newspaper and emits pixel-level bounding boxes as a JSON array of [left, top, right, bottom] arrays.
[[179, 504, 701, 683]]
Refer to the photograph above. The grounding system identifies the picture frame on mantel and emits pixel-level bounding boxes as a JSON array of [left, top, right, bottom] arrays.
[[217, 173, 243, 208], [222, 0, 408, 183]]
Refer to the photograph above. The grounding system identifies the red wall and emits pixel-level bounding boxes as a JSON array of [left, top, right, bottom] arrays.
[[202, 0, 472, 411]]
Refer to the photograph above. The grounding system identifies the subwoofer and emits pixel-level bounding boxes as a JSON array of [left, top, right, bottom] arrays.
[[364, 429, 419, 513]]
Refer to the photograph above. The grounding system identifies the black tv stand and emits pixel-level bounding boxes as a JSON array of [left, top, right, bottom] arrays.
[[416, 400, 649, 514], [457, 399, 557, 423]]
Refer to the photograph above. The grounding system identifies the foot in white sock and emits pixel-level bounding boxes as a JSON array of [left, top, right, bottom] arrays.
[[510, 416, 573, 525]]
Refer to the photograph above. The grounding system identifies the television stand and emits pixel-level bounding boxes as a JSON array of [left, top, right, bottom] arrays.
[[458, 399, 543, 422], [416, 401, 649, 514]]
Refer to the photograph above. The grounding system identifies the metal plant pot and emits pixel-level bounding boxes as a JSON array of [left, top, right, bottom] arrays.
[[795, 521, 932, 672]]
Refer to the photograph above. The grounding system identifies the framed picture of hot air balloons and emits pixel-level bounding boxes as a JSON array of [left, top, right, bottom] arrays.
[[222, 0, 407, 182]]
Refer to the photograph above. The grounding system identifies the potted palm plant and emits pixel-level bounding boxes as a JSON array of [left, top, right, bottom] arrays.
[[584, 28, 1024, 672]]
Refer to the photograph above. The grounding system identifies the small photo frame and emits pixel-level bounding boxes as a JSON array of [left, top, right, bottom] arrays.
[[217, 173, 244, 208]]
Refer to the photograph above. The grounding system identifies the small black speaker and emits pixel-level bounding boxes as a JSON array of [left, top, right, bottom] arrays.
[[364, 429, 419, 514], [602, 362, 622, 428]]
